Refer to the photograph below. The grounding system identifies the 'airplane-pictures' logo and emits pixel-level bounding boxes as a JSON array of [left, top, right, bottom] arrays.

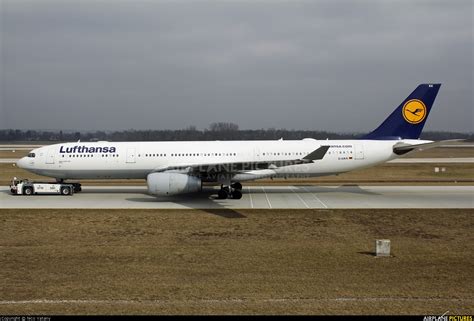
[[402, 99, 427, 124]]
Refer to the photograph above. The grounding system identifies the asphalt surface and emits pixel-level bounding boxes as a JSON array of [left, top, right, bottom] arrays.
[[1, 185, 472, 209]]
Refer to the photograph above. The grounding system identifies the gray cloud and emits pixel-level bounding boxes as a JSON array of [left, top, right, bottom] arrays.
[[1, 0, 472, 132]]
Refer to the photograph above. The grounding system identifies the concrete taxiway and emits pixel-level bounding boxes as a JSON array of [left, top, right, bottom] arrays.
[[1, 185, 472, 209], [0, 159, 20, 164]]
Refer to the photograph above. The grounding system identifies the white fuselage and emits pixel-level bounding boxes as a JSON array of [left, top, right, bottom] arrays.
[[16, 138, 428, 183]]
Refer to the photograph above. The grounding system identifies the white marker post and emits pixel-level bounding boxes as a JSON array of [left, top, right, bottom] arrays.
[[375, 239, 391, 257]]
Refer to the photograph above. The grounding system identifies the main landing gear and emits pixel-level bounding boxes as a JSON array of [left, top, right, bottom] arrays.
[[217, 182, 243, 199], [56, 179, 82, 193]]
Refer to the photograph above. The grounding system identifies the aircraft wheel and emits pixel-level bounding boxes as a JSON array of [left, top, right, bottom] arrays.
[[231, 189, 242, 199], [231, 182, 242, 190], [217, 189, 229, 199], [72, 183, 82, 193]]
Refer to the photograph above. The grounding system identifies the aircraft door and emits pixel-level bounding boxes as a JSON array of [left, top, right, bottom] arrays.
[[354, 144, 365, 160], [126, 148, 136, 163], [46, 148, 55, 164]]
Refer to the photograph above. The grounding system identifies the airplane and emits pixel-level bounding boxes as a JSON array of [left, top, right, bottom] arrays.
[[16, 83, 455, 199]]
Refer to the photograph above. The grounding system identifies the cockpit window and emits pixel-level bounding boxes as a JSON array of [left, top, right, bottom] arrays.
[[28, 153, 36, 158]]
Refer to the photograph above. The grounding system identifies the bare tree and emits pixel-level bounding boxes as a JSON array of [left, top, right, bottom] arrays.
[[208, 122, 239, 132]]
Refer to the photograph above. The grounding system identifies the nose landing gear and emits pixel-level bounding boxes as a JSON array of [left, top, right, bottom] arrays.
[[56, 179, 82, 193], [217, 182, 243, 199]]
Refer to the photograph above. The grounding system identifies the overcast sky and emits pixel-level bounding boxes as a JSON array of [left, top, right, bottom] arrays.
[[1, 0, 472, 132]]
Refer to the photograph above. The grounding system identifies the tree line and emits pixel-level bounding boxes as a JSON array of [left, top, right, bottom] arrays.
[[0, 122, 472, 142]]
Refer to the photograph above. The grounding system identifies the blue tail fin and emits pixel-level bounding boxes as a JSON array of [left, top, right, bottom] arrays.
[[362, 84, 441, 140]]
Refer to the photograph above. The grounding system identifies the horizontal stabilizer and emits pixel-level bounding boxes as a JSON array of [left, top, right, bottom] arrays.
[[393, 139, 465, 155], [303, 145, 330, 161]]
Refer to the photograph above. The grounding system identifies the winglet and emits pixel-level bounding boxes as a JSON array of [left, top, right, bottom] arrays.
[[303, 146, 330, 161]]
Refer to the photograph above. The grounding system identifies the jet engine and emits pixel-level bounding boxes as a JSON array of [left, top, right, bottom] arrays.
[[147, 172, 202, 196]]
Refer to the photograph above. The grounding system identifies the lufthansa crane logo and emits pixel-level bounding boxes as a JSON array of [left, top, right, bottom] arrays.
[[402, 99, 427, 124]]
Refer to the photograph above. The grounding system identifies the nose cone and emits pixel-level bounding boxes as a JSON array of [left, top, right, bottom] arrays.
[[16, 157, 27, 168]]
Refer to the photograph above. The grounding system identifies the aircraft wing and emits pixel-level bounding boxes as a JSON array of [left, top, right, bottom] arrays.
[[153, 145, 330, 174], [393, 139, 465, 155]]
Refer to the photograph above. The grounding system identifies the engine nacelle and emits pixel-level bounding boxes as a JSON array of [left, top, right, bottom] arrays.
[[147, 172, 202, 196]]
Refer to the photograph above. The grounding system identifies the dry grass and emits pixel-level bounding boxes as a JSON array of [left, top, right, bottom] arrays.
[[0, 150, 29, 158], [0, 208, 472, 315], [249, 163, 474, 185], [404, 147, 473, 158]]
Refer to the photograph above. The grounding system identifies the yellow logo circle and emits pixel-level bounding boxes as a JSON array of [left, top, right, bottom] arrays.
[[402, 99, 427, 124]]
